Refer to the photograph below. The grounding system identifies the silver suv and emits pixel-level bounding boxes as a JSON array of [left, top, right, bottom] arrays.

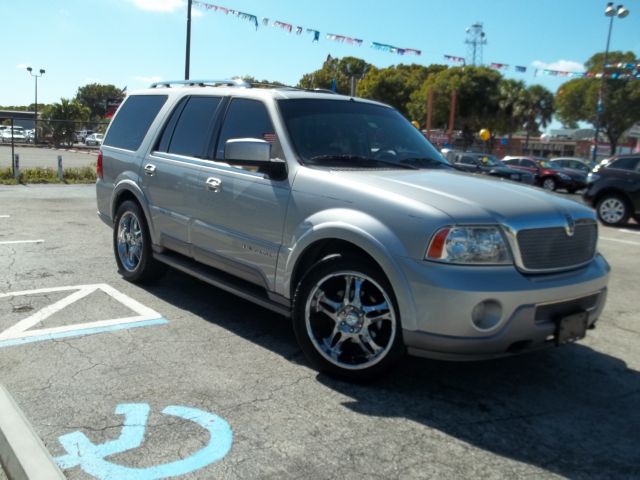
[[97, 80, 610, 379]]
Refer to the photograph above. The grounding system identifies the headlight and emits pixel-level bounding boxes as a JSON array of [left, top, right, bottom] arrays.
[[587, 173, 600, 184], [558, 172, 571, 180], [426, 226, 512, 265]]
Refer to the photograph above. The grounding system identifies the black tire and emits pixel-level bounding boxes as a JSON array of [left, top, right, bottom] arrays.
[[113, 200, 166, 283], [596, 194, 630, 226], [541, 177, 557, 191], [292, 256, 404, 381], [567, 188, 578, 195]]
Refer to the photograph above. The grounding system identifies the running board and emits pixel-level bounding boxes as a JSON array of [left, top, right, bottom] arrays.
[[153, 251, 291, 317]]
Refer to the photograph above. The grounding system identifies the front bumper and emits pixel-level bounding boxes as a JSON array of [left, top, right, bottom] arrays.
[[397, 254, 610, 360]]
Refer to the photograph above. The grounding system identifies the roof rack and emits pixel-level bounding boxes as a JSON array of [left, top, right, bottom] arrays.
[[149, 79, 251, 89]]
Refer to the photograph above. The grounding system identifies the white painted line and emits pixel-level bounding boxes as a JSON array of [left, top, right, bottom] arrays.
[[600, 236, 640, 246], [0, 284, 164, 343], [0, 385, 66, 479], [0, 240, 44, 245], [620, 229, 640, 236], [0, 215, 9, 218]]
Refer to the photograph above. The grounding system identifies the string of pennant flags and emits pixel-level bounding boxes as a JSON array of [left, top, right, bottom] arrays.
[[192, 1, 639, 80]]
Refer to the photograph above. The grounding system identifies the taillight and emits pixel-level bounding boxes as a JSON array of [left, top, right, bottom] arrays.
[[97, 151, 103, 179]]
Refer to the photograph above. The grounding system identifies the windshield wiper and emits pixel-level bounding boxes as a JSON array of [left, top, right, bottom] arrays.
[[307, 155, 419, 169], [400, 157, 452, 169]]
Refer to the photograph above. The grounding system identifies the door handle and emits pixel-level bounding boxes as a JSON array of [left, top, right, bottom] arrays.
[[143, 164, 156, 176], [206, 177, 222, 192]]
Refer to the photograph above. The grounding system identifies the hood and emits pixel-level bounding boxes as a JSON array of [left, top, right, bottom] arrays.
[[332, 168, 595, 228]]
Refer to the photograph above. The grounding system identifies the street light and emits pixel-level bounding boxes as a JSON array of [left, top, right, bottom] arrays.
[[592, 3, 629, 164], [26, 66, 45, 144]]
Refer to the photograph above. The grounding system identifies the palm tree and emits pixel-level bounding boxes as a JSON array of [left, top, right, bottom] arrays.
[[520, 85, 555, 151], [498, 79, 526, 154], [41, 99, 90, 147]]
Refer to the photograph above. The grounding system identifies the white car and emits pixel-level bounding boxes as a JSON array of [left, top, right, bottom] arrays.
[[85, 133, 104, 146], [0, 127, 26, 143]]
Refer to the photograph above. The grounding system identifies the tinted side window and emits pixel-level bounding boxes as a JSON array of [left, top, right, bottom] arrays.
[[460, 156, 476, 165], [162, 96, 221, 158], [216, 99, 277, 160], [608, 157, 639, 171], [104, 95, 167, 151], [521, 159, 536, 168]]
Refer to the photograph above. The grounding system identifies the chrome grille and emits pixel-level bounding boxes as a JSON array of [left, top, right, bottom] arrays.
[[517, 223, 597, 271]]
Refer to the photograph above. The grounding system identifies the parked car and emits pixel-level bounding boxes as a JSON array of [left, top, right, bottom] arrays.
[[85, 133, 104, 146], [74, 130, 94, 143], [549, 157, 591, 174], [96, 80, 609, 379], [583, 155, 640, 226], [451, 152, 535, 184], [0, 126, 26, 144], [502, 156, 585, 192]]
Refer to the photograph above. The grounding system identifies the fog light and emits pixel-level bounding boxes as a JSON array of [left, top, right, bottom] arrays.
[[471, 300, 502, 330]]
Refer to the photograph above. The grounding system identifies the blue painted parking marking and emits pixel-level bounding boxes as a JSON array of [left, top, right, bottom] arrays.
[[55, 403, 233, 480]]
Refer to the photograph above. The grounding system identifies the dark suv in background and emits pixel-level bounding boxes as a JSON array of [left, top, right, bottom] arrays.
[[583, 155, 640, 226], [502, 156, 586, 192]]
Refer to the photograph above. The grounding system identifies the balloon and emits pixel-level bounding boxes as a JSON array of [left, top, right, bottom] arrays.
[[411, 120, 420, 130], [479, 129, 490, 141]]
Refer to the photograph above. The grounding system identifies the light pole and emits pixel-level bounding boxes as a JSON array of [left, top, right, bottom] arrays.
[[592, 3, 629, 164], [26, 66, 45, 144]]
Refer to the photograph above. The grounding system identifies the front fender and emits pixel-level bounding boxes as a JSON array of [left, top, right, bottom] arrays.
[[278, 208, 419, 331]]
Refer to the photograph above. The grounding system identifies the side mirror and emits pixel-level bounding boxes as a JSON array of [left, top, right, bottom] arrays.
[[224, 138, 287, 179], [225, 138, 271, 162]]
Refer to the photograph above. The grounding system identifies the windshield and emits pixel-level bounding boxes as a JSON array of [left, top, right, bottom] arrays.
[[277, 98, 449, 169]]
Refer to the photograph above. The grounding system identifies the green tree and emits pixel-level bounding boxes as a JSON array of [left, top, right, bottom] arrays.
[[357, 63, 446, 118], [75, 83, 125, 121], [298, 56, 372, 95], [41, 99, 90, 146], [556, 51, 640, 155], [407, 66, 502, 148], [240, 76, 286, 88], [520, 84, 555, 149], [496, 79, 527, 143]]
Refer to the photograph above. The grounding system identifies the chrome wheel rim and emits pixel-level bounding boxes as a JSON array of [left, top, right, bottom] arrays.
[[542, 178, 556, 190], [599, 198, 625, 224], [305, 271, 396, 370], [117, 212, 143, 272]]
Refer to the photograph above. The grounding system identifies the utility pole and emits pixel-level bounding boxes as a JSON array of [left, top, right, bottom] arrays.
[[465, 22, 487, 66], [185, 0, 192, 80]]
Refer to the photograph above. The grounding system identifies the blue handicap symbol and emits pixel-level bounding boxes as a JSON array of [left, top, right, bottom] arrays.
[[54, 403, 233, 480]]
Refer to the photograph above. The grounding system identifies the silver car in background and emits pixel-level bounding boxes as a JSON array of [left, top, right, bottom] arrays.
[[96, 80, 609, 380]]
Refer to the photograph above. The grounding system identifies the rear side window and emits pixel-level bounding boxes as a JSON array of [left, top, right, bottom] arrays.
[[104, 95, 167, 151], [156, 96, 222, 158]]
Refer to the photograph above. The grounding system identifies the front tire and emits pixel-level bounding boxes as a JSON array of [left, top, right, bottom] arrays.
[[292, 256, 404, 380], [113, 200, 166, 283], [596, 195, 630, 226], [542, 177, 557, 191]]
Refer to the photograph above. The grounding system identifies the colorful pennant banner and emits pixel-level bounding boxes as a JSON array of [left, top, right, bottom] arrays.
[[192, 1, 639, 80], [371, 42, 421, 55]]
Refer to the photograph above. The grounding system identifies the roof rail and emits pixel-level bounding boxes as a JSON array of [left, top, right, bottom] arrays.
[[149, 79, 251, 89]]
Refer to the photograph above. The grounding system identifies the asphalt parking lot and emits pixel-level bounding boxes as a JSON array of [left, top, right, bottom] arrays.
[[0, 145, 97, 170], [0, 184, 639, 479]]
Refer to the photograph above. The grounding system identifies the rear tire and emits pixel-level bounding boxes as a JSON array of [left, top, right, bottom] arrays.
[[596, 194, 630, 226], [292, 256, 404, 381], [113, 200, 166, 283]]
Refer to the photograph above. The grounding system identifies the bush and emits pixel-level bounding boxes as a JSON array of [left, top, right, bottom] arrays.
[[0, 166, 96, 185]]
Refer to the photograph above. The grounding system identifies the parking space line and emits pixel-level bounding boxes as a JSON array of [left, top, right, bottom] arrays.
[[0, 240, 44, 245], [620, 229, 640, 236], [0, 215, 9, 218], [0, 284, 166, 348], [600, 236, 640, 246]]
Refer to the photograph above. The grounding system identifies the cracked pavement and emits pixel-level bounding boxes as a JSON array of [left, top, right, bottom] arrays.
[[0, 184, 639, 479]]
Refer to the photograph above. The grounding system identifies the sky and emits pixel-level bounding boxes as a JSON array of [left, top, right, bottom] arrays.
[[2, 0, 639, 130]]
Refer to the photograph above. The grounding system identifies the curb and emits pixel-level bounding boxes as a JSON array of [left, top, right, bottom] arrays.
[[0, 385, 65, 480]]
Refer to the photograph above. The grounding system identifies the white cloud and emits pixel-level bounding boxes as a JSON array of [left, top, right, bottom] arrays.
[[16, 63, 29, 70], [191, 6, 203, 17], [131, 0, 185, 13], [134, 75, 163, 84], [531, 60, 585, 72]]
